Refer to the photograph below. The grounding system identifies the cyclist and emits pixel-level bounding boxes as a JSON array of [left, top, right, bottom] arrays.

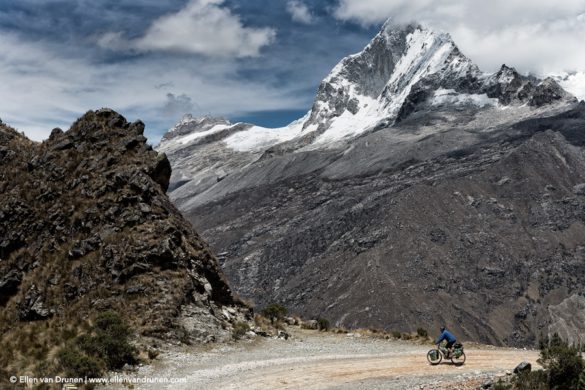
[[435, 326, 457, 357]]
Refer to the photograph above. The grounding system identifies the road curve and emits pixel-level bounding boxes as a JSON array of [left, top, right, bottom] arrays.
[[212, 349, 539, 389], [116, 330, 540, 390]]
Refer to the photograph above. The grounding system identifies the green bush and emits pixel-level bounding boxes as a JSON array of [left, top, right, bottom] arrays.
[[392, 331, 402, 339], [232, 321, 250, 340], [77, 311, 137, 370], [513, 370, 547, 390], [416, 328, 428, 338], [57, 311, 137, 377], [540, 334, 584, 390], [516, 333, 585, 390], [261, 304, 287, 324], [317, 318, 330, 331], [58, 348, 103, 378], [95, 311, 131, 336]]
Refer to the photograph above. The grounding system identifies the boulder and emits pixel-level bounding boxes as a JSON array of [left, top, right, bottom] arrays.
[[573, 183, 585, 195], [513, 361, 532, 374], [18, 285, 53, 321]]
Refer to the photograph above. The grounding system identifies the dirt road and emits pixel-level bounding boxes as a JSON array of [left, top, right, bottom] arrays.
[[212, 349, 537, 389], [117, 329, 539, 390]]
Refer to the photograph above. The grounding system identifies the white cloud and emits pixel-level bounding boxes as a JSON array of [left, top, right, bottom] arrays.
[[0, 34, 306, 142], [286, 0, 314, 24], [96, 32, 129, 51], [99, 0, 276, 58], [162, 93, 197, 118], [333, 0, 585, 75]]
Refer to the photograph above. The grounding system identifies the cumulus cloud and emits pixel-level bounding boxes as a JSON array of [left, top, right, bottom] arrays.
[[99, 0, 276, 58], [162, 93, 197, 118], [286, 0, 314, 24], [333, 0, 585, 74], [0, 34, 306, 142]]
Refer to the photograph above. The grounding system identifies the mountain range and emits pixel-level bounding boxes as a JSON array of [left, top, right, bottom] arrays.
[[157, 23, 585, 346]]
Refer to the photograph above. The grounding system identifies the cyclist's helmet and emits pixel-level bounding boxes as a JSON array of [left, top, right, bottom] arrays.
[[440, 326, 446, 332]]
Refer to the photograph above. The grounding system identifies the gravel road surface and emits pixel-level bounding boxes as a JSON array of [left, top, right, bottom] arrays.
[[110, 328, 539, 389]]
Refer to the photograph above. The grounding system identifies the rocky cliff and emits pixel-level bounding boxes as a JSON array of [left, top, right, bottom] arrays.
[[0, 109, 248, 378]]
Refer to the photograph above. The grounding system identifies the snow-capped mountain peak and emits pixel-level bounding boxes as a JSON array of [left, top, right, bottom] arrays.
[[159, 21, 577, 160], [303, 24, 486, 144], [161, 114, 232, 143], [379, 27, 478, 114], [156, 20, 579, 213]]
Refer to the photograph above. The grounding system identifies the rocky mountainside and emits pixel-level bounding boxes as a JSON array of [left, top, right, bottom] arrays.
[[157, 23, 585, 346], [0, 109, 248, 378]]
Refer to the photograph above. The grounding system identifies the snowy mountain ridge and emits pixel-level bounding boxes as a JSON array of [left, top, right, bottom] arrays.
[[160, 23, 575, 155], [157, 22, 577, 204]]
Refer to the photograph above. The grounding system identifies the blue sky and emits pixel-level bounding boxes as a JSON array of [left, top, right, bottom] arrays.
[[0, 0, 379, 142], [0, 0, 583, 143]]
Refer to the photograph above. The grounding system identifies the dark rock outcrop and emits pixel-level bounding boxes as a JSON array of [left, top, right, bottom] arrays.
[[0, 109, 249, 375], [18, 285, 53, 321], [514, 362, 532, 374]]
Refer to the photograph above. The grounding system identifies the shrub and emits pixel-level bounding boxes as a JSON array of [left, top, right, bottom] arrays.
[[578, 371, 585, 389], [58, 311, 138, 378], [300, 320, 319, 330], [416, 328, 428, 338], [233, 321, 250, 340], [392, 331, 402, 339], [77, 311, 137, 370], [95, 311, 130, 336], [539, 333, 584, 390], [58, 348, 103, 378], [516, 333, 585, 390], [493, 379, 512, 390], [317, 318, 330, 331], [254, 314, 271, 328], [147, 348, 159, 360], [512, 370, 547, 390], [61, 327, 78, 341], [261, 304, 287, 324]]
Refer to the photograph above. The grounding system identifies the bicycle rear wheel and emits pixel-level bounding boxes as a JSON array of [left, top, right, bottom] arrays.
[[451, 351, 466, 366]]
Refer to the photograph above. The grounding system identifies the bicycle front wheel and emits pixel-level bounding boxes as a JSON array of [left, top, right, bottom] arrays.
[[427, 349, 442, 365]]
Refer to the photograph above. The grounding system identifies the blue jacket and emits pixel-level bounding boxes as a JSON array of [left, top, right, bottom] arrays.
[[435, 329, 456, 344]]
